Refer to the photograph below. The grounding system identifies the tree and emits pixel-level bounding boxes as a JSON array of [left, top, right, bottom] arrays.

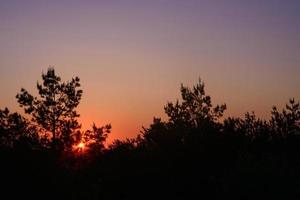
[[142, 78, 227, 149], [16, 68, 83, 150], [165, 78, 226, 128], [82, 123, 111, 154], [141, 117, 169, 147], [270, 98, 300, 137], [0, 108, 38, 148]]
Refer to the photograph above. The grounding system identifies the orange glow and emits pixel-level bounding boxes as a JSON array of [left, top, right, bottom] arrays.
[[0, 1, 299, 145], [77, 142, 85, 149], [73, 141, 87, 153]]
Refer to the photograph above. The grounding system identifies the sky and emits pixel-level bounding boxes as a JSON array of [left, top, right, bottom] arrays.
[[0, 0, 299, 142]]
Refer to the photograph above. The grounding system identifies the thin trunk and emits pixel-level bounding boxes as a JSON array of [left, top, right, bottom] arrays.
[[52, 87, 56, 148], [52, 118, 56, 140]]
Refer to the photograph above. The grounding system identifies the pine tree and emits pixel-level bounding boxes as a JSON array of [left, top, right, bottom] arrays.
[[16, 68, 83, 150]]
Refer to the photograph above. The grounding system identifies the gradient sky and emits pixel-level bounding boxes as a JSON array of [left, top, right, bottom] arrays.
[[0, 0, 299, 142]]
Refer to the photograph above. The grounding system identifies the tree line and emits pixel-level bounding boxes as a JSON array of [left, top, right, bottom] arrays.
[[0, 68, 299, 199]]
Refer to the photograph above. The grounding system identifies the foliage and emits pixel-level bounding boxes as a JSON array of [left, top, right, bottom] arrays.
[[16, 68, 83, 150], [1, 75, 300, 199], [82, 123, 111, 154], [0, 108, 38, 148], [165, 78, 226, 128], [270, 98, 300, 137], [143, 78, 227, 149]]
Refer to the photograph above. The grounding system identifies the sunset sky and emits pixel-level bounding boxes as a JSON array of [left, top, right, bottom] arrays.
[[0, 0, 299, 142]]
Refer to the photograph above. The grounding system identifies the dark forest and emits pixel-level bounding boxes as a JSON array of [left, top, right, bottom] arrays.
[[1, 68, 299, 199]]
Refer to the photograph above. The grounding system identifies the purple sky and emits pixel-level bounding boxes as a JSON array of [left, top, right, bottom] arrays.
[[0, 0, 299, 141]]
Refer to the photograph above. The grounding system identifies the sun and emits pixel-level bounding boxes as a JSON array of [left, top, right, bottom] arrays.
[[77, 142, 85, 149], [73, 141, 86, 153]]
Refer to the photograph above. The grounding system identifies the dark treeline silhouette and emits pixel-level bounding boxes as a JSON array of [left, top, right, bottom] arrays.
[[0, 68, 300, 199]]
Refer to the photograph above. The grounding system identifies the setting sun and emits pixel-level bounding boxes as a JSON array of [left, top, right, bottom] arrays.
[[0, 1, 299, 199], [73, 142, 86, 153], [77, 142, 85, 149]]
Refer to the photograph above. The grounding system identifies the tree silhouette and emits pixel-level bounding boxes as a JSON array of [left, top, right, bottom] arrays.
[[270, 98, 300, 137], [16, 68, 83, 150], [165, 78, 226, 128], [142, 78, 227, 150], [82, 123, 111, 154], [0, 107, 38, 148], [2, 71, 300, 199]]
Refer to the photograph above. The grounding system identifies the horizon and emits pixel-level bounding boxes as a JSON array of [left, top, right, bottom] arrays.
[[1, 0, 299, 142]]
